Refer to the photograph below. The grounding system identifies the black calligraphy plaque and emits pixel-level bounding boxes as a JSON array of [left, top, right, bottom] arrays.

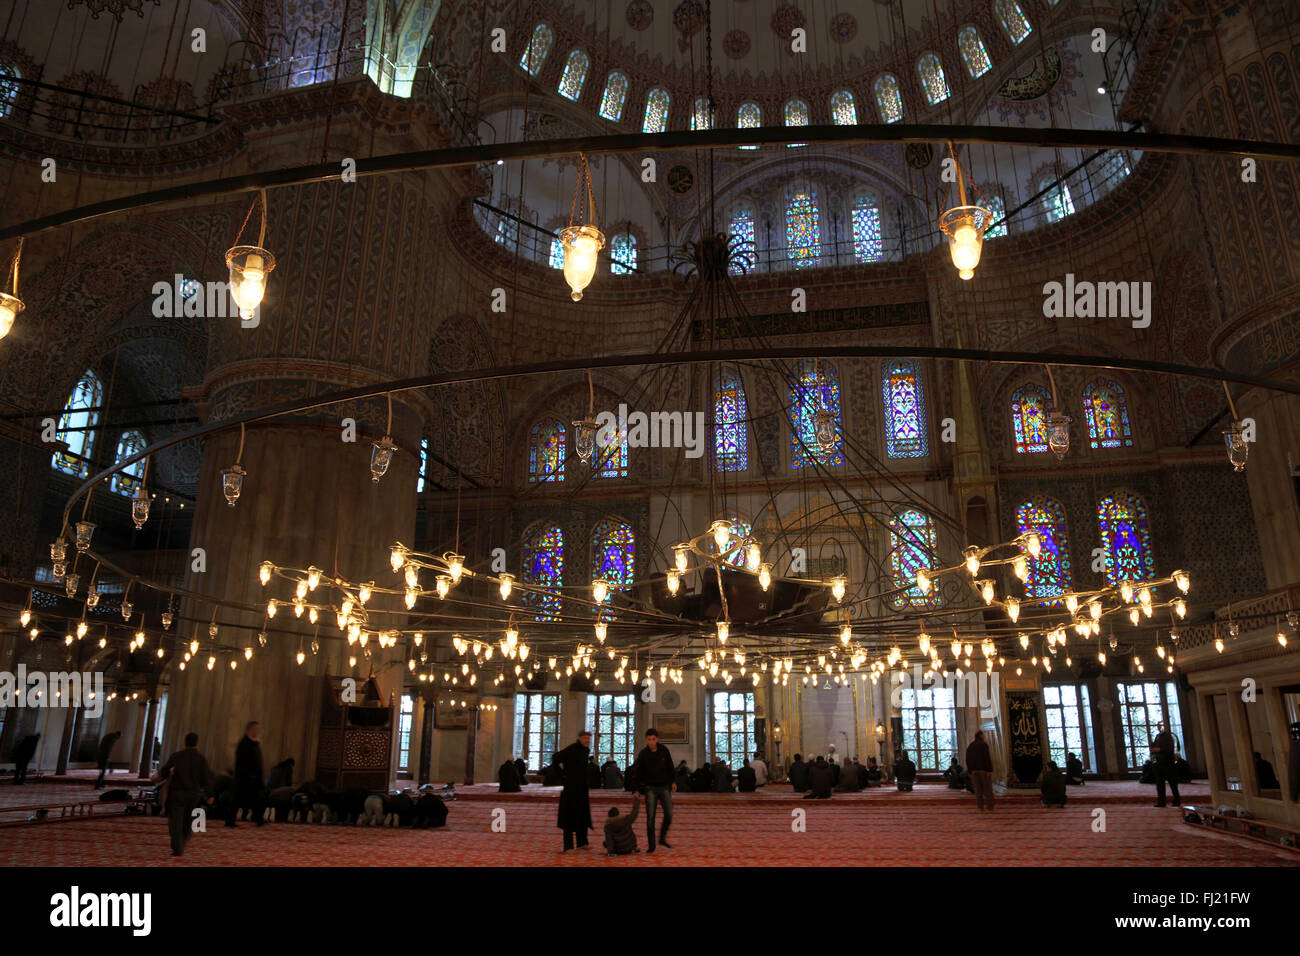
[[1006, 691, 1045, 785]]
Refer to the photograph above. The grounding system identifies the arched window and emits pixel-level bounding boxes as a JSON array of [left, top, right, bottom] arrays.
[[595, 419, 628, 479], [882, 360, 929, 458], [417, 437, 428, 493], [1010, 384, 1051, 454], [522, 522, 564, 620], [995, 0, 1033, 45], [790, 360, 843, 468], [548, 236, 565, 269], [984, 194, 1008, 237], [830, 89, 857, 125], [873, 74, 903, 123], [642, 88, 670, 132], [558, 50, 589, 100], [785, 190, 820, 266], [917, 53, 950, 105], [0, 61, 20, 118], [737, 101, 761, 150], [590, 519, 635, 601], [1097, 492, 1155, 586], [599, 72, 628, 121], [52, 371, 103, 477], [727, 205, 756, 274], [958, 26, 992, 77], [690, 97, 712, 130], [714, 370, 749, 471], [110, 430, 147, 496], [888, 509, 939, 609], [1041, 177, 1075, 222], [528, 419, 565, 482], [1097, 151, 1131, 193], [1082, 378, 1134, 449], [519, 24, 553, 75], [494, 216, 517, 247], [719, 512, 753, 568], [609, 232, 637, 275], [851, 192, 883, 263], [784, 98, 809, 147], [1016, 497, 1072, 602]]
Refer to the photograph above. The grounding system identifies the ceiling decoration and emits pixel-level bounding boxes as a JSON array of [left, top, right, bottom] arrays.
[[673, 0, 708, 49], [828, 12, 857, 44], [723, 29, 751, 59], [769, 4, 805, 40], [997, 46, 1065, 102], [625, 0, 653, 31], [68, 0, 159, 20]]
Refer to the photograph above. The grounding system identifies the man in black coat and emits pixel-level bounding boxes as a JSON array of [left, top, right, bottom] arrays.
[[804, 756, 832, 798], [601, 759, 623, 790], [1149, 722, 1180, 807], [690, 763, 712, 793], [556, 731, 593, 851], [94, 730, 122, 788], [514, 756, 528, 785], [1064, 752, 1085, 785], [155, 732, 215, 856], [789, 754, 809, 792], [586, 755, 602, 789], [11, 734, 39, 785], [498, 758, 522, 793], [631, 728, 676, 852], [711, 758, 733, 793], [895, 750, 917, 792], [229, 720, 266, 827], [737, 761, 757, 792]]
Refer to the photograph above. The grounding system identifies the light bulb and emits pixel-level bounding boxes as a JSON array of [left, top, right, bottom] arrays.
[[1173, 570, 1190, 594], [1174, 598, 1186, 619], [1120, 580, 1135, 603], [559, 224, 604, 301], [717, 621, 730, 644], [221, 465, 245, 507], [1006, 597, 1020, 623], [840, 624, 852, 646], [297, 650, 306, 665], [19, 608, 31, 627], [1089, 599, 1103, 620], [1022, 532, 1042, 559], [711, 520, 732, 552], [674, 544, 689, 574], [0, 292, 24, 339], [358, 582, 373, 605], [758, 564, 772, 592], [404, 587, 418, 610], [963, 547, 981, 576], [259, 561, 273, 586], [830, 576, 847, 603], [446, 554, 465, 584], [498, 573, 514, 601], [594, 620, 607, 644], [436, 575, 451, 600], [1065, 594, 1079, 615], [1046, 411, 1071, 460], [918, 631, 931, 655], [745, 539, 761, 572], [916, 568, 932, 594], [980, 579, 995, 605], [76, 621, 88, 639], [592, 578, 609, 605], [390, 545, 406, 571], [1013, 555, 1029, 582], [1223, 422, 1248, 471], [266, 599, 277, 618], [666, 568, 680, 595], [307, 567, 321, 591], [948, 224, 981, 279]]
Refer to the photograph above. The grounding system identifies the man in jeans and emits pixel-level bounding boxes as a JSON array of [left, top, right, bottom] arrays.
[[154, 732, 214, 857], [965, 730, 995, 811], [1150, 722, 1181, 807], [631, 728, 676, 853]]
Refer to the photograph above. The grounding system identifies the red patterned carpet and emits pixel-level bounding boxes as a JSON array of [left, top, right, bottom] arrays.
[[0, 780, 1290, 867]]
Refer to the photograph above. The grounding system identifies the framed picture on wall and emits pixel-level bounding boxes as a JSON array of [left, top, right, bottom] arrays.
[[433, 699, 471, 730], [656, 713, 689, 743]]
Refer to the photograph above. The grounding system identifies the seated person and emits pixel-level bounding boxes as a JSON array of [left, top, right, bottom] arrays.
[[712, 758, 734, 793], [943, 757, 970, 791], [789, 755, 809, 792], [864, 757, 883, 786], [805, 756, 833, 799], [1253, 751, 1280, 789], [835, 759, 861, 793], [895, 751, 917, 792], [586, 756, 601, 789], [1173, 751, 1192, 785], [601, 759, 624, 791], [542, 756, 563, 787], [497, 758, 522, 793], [737, 762, 757, 792], [1064, 752, 1085, 785], [603, 801, 640, 855], [514, 757, 528, 785], [1039, 761, 1067, 807], [1139, 758, 1157, 785], [857, 760, 870, 790], [691, 763, 713, 794], [674, 761, 692, 793]]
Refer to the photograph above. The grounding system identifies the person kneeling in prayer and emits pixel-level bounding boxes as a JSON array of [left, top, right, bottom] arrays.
[[1039, 761, 1067, 808], [604, 800, 640, 856]]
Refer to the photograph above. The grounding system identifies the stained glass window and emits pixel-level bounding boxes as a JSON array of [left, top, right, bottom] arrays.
[[1097, 492, 1155, 586], [785, 190, 820, 266], [558, 49, 589, 100], [873, 74, 903, 123], [889, 509, 939, 610], [1082, 378, 1133, 449], [522, 523, 564, 620], [691, 97, 712, 130], [52, 371, 102, 476], [1010, 384, 1051, 454], [737, 101, 761, 150], [985, 194, 1008, 238], [528, 419, 565, 482], [590, 519, 635, 601], [917, 53, 950, 105], [958, 26, 992, 78], [609, 232, 637, 275], [1016, 497, 1072, 602], [830, 89, 857, 125], [548, 236, 565, 268], [784, 98, 809, 147], [494, 215, 517, 247], [851, 193, 883, 263], [728, 206, 756, 274], [1042, 178, 1076, 222], [599, 72, 628, 121], [519, 24, 553, 75], [642, 88, 670, 132], [790, 359, 843, 468], [882, 360, 929, 458], [596, 420, 628, 478], [996, 0, 1033, 45], [714, 370, 749, 471], [0, 62, 19, 118], [417, 437, 428, 493], [110, 430, 147, 496]]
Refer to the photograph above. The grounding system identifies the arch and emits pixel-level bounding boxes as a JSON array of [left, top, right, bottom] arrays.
[[995, 0, 1034, 45], [53, 371, 103, 477], [642, 88, 671, 132], [590, 518, 635, 597], [110, 430, 147, 496], [917, 53, 950, 105], [830, 89, 857, 125], [873, 74, 903, 123], [519, 24, 553, 75], [1082, 377, 1134, 449], [599, 71, 628, 121], [958, 26, 992, 78], [882, 360, 929, 458], [691, 97, 712, 130], [522, 522, 564, 621], [1097, 492, 1155, 585], [558, 49, 589, 101], [528, 419, 565, 482], [790, 359, 843, 468], [1015, 497, 1072, 602], [714, 369, 749, 471], [1010, 383, 1052, 454], [888, 508, 939, 609]]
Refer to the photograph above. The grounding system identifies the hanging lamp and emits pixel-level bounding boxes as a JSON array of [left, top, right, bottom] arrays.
[[1221, 382, 1248, 471], [0, 237, 26, 340], [225, 189, 276, 322], [573, 370, 599, 464], [937, 142, 994, 281], [1044, 365, 1071, 460], [558, 153, 605, 301]]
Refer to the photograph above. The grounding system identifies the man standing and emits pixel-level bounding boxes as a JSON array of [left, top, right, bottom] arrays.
[[631, 728, 675, 853], [1150, 721, 1181, 807], [556, 731, 594, 851], [11, 733, 39, 785], [749, 750, 768, 787], [93, 730, 121, 789], [155, 732, 214, 857], [966, 730, 995, 811], [230, 720, 265, 827]]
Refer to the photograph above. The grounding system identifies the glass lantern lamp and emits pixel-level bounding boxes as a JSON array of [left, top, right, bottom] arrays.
[[814, 406, 837, 453], [74, 521, 96, 553], [938, 205, 992, 280], [0, 291, 24, 341], [1046, 411, 1071, 460], [370, 436, 397, 482], [222, 464, 246, 506], [131, 485, 150, 530], [559, 225, 605, 301], [1223, 421, 1248, 471], [225, 246, 276, 322], [573, 417, 599, 464]]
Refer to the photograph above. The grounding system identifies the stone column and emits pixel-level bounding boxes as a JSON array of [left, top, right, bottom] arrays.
[[137, 698, 159, 778]]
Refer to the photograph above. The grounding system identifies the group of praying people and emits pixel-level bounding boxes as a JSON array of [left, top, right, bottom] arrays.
[[788, 752, 891, 798], [499, 751, 774, 793]]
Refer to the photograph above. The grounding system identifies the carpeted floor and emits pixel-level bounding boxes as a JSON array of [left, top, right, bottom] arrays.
[[0, 779, 1289, 867]]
